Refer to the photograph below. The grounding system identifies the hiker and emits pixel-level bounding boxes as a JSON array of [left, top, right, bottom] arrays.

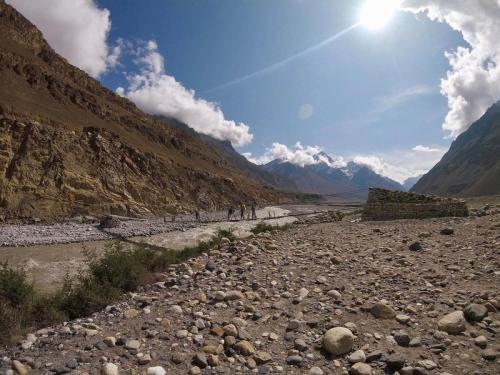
[[195, 210, 200, 221], [251, 203, 257, 219], [240, 203, 246, 220], [227, 207, 234, 220]]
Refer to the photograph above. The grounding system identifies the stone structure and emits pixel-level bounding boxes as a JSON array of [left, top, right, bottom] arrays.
[[362, 188, 468, 221]]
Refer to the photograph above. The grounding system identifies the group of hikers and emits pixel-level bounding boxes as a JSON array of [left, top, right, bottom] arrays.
[[227, 203, 257, 221], [192, 203, 257, 222]]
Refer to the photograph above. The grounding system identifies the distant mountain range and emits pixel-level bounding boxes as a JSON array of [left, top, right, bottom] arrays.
[[412, 102, 500, 197], [263, 151, 404, 200]]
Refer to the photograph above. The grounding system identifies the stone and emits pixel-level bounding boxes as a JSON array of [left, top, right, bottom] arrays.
[[246, 358, 257, 369], [309, 367, 324, 375], [103, 337, 116, 347], [348, 350, 366, 364], [125, 339, 141, 350], [171, 352, 186, 364], [323, 327, 354, 355], [437, 311, 466, 334], [418, 360, 437, 370], [225, 290, 245, 301], [192, 353, 208, 368], [234, 340, 256, 356], [409, 242, 422, 252], [463, 304, 488, 322], [100, 363, 118, 375], [147, 367, 166, 375], [223, 324, 238, 337], [287, 320, 300, 331], [440, 228, 454, 235], [385, 354, 405, 371], [396, 314, 411, 324], [12, 361, 28, 375], [123, 308, 140, 319], [189, 367, 201, 375], [286, 355, 304, 366], [370, 303, 396, 319], [254, 351, 272, 364], [394, 330, 410, 347], [207, 354, 219, 367], [294, 338, 308, 351], [350, 363, 373, 375], [327, 289, 342, 299], [474, 335, 487, 348], [137, 353, 152, 365], [482, 349, 497, 361]]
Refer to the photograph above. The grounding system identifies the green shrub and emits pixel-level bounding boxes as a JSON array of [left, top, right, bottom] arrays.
[[0, 262, 34, 305], [0, 228, 237, 345]]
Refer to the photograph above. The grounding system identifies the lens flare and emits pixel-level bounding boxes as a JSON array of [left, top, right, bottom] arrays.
[[360, 0, 401, 30]]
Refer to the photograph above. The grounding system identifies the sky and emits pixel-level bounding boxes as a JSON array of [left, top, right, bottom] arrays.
[[6, 0, 500, 183]]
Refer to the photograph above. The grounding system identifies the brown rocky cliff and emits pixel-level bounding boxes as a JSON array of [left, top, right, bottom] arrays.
[[0, 1, 282, 221]]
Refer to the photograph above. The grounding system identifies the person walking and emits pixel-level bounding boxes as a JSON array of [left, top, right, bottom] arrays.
[[251, 203, 257, 219], [240, 203, 246, 220]]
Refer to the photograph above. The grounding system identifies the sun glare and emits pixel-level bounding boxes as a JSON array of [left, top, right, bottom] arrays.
[[360, 0, 401, 30]]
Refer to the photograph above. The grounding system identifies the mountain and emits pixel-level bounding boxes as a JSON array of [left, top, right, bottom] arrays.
[[403, 175, 422, 191], [160, 117, 298, 192], [263, 153, 404, 200], [0, 1, 285, 221], [412, 102, 500, 197]]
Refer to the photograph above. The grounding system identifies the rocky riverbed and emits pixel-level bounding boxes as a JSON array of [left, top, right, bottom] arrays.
[[1, 210, 499, 374], [0, 207, 295, 248]]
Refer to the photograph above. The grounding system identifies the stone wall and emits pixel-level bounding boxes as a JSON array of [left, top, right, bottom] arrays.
[[362, 188, 468, 221]]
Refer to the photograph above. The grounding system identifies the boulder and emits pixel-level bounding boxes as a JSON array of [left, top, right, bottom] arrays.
[[437, 311, 466, 334], [323, 327, 354, 355]]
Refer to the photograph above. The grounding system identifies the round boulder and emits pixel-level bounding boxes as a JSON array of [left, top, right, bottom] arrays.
[[323, 327, 354, 355]]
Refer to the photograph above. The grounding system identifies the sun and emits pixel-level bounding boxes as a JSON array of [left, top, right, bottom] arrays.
[[360, 0, 401, 30]]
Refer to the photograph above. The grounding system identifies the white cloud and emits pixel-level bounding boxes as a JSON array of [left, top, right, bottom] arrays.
[[6, 0, 118, 78], [352, 147, 446, 183], [245, 142, 346, 168], [412, 145, 443, 152], [371, 84, 435, 114], [402, 0, 500, 137], [118, 40, 253, 146], [245, 142, 321, 166], [298, 104, 314, 120]]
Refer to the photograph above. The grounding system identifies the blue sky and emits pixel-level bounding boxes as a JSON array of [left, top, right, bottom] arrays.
[[98, 0, 464, 180], [10, 0, 498, 182]]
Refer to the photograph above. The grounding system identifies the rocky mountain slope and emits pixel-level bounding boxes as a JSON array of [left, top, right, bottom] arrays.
[[412, 102, 500, 197], [0, 1, 286, 221], [263, 152, 403, 200]]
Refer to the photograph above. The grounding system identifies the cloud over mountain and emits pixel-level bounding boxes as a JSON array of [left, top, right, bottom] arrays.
[[402, 0, 500, 137], [6, 0, 118, 78], [245, 142, 445, 183], [244, 142, 346, 168], [117, 41, 253, 146]]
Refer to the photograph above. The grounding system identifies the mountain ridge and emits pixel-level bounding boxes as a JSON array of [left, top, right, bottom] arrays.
[[412, 102, 500, 197], [263, 153, 404, 200]]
